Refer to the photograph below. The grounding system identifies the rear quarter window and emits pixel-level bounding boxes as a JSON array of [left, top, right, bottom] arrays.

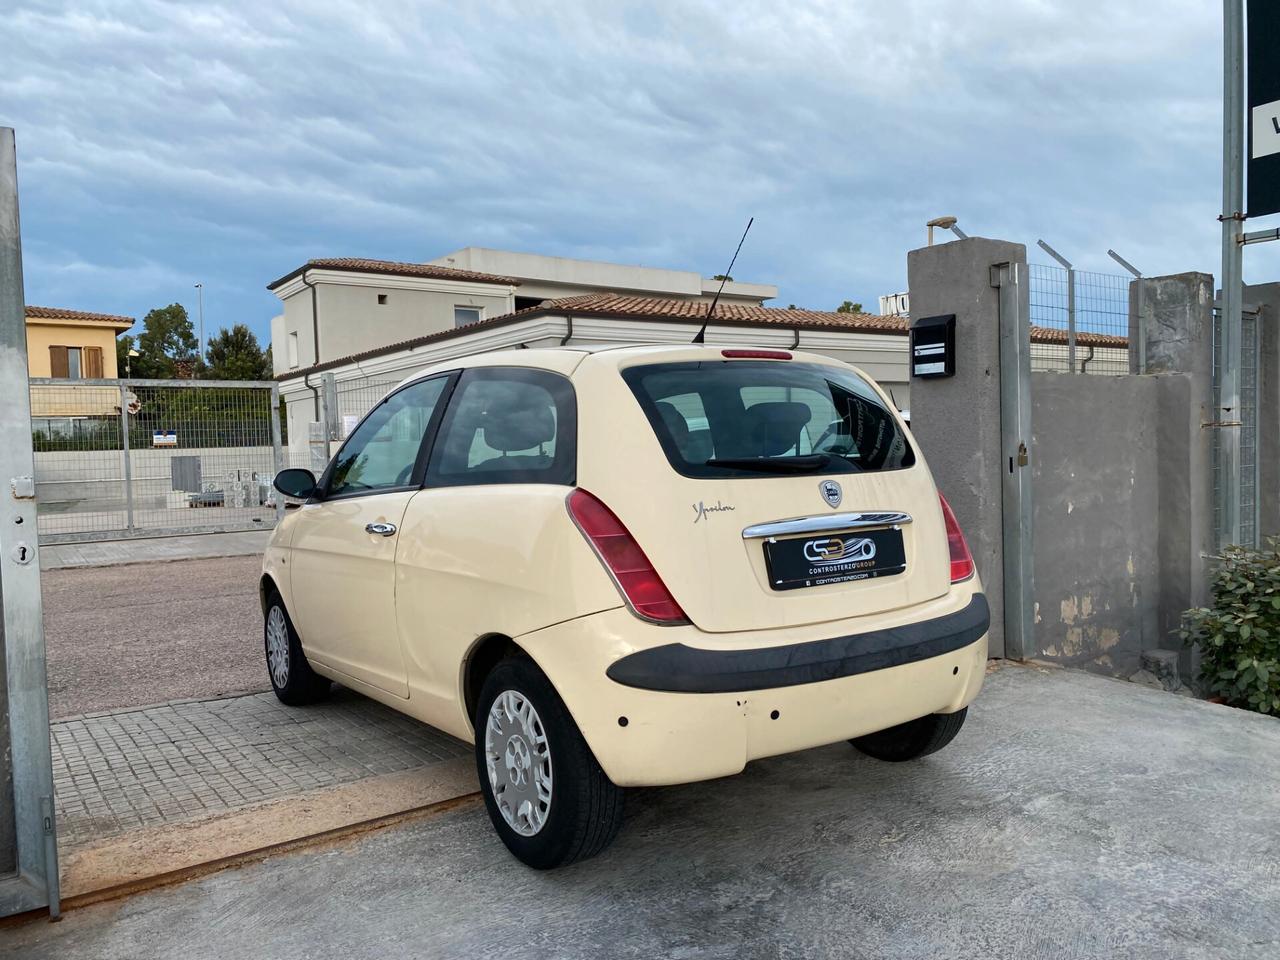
[[622, 360, 913, 479], [426, 367, 577, 487]]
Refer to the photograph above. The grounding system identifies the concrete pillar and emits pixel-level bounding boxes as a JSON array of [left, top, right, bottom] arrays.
[[907, 237, 1028, 658], [1130, 273, 1215, 653], [1244, 282, 1280, 542]]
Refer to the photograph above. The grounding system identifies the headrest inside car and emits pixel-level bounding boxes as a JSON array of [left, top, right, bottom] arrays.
[[654, 401, 690, 451], [482, 405, 555, 452], [744, 401, 812, 456]]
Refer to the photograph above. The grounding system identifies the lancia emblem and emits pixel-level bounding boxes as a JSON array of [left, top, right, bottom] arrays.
[[819, 479, 843, 509]]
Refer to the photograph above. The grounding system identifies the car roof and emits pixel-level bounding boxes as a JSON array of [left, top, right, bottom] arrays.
[[393, 343, 852, 392]]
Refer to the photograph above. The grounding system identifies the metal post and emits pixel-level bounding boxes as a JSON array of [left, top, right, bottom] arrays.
[[1036, 239, 1076, 372], [991, 261, 1035, 660], [194, 282, 205, 365], [0, 126, 60, 919], [1107, 249, 1144, 372], [321, 372, 339, 442], [270, 382, 285, 524], [1219, 0, 1246, 548], [119, 383, 134, 532]]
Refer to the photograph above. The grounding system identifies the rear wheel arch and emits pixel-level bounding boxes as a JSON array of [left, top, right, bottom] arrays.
[[463, 633, 526, 725]]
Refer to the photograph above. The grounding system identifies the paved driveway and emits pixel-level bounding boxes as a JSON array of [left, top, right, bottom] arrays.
[[8, 665, 1279, 959], [43, 554, 266, 720]]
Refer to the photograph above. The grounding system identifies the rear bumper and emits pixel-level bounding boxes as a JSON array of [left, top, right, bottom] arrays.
[[516, 587, 989, 788], [606, 593, 989, 693]]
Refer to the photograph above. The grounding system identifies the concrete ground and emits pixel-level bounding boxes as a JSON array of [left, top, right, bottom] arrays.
[[7, 665, 1279, 959], [43, 554, 266, 719], [40, 529, 271, 570]]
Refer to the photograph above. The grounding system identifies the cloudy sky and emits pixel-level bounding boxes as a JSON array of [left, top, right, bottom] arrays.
[[4, 0, 1278, 347]]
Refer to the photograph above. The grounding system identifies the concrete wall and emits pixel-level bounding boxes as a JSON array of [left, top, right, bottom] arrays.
[[906, 237, 1029, 657], [34, 445, 277, 506], [1030, 373, 1163, 675]]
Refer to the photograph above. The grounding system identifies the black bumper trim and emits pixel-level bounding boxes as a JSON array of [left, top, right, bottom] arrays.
[[605, 593, 990, 693]]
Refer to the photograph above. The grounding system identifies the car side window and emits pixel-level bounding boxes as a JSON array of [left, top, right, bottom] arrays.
[[325, 376, 449, 498], [427, 368, 576, 487]]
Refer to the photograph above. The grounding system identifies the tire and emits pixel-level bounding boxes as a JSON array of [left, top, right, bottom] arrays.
[[475, 656, 624, 869], [850, 707, 968, 762], [263, 590, 331, 706]]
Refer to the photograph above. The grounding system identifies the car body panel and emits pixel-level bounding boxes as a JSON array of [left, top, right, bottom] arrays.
[[393, 484, 624, 737], [571, 348, 948, 634], [286, 491, 418, 698], [515, 578, 987, 786]]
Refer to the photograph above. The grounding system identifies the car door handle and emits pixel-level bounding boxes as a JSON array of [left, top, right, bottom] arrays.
[[365, 522, 397, 537]]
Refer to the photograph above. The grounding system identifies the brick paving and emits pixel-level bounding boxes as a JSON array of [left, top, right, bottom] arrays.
[[52, 688, 470, 848]]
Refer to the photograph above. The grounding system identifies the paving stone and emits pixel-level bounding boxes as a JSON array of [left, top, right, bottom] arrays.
[[52, 688, 470, 848]]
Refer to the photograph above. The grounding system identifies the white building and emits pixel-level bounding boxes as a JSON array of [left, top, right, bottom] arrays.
[[268, 249, 1126, 463]]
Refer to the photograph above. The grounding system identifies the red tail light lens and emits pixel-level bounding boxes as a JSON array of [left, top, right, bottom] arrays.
[[939, 493, 975, 583], [567, 489, 688, 624]]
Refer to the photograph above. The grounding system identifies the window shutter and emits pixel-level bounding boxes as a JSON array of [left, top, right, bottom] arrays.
[[84, 346, 104, 378], [49, 345, 69, 378]]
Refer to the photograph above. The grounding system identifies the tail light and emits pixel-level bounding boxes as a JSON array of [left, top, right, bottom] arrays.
[[939, 493, 975, 583], [721, 349, 792, 360], [567, 489, 688, 624]]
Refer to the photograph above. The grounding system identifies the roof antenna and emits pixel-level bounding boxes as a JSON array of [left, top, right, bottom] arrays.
[[693, 216, 754, 344]]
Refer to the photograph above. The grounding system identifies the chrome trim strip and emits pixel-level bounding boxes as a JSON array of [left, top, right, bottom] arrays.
[[741, 511, 913, 540]]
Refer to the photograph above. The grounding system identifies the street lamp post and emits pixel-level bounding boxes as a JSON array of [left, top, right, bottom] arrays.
[[193, 282, 205, 365]]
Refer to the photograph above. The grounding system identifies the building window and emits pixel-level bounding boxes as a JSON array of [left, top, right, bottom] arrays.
[[49, 345, 102, 379], [454, 306, 482, 327], [288, 331, 299, 368], [377, 294, 388, 305]]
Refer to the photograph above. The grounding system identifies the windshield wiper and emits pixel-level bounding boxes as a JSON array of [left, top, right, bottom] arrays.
[[704, 454, 831, 473]]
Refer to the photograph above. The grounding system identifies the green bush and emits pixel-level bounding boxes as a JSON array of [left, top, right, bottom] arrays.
[[1181, 538, 1280, 715]]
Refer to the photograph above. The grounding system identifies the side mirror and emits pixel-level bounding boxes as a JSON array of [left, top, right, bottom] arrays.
[[273, 468, 317, 500]]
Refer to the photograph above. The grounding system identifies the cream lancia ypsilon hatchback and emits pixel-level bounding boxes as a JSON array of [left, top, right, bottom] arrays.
[[264, 345, 989, 868]]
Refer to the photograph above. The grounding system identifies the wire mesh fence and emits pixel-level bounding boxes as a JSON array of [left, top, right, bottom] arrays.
[[31, 378, 283, 543], [1028, 263, 1131, 375]]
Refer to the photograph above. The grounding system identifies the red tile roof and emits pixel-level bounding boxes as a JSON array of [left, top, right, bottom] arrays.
[[530, 294, 908, 333], [25, 305, 135, 327], [266, 258, 522, 291], [279, 292, 1128, 379]]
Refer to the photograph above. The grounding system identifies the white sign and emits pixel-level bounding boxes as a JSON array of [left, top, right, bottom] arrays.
[[1253, 99, 1280, 160], [152, 430, 177, 447], [342, 414, 360, 438]]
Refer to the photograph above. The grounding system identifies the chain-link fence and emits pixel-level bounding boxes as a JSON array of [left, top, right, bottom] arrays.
[[31, 378, 283, 543], [1028, 263, 1130, 374]]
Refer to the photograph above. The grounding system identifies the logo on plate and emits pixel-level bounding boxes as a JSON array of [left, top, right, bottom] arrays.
[[803, 536, 876, 565], [819, 479, 842, 509]]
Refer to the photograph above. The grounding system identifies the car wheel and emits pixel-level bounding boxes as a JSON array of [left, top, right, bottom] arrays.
[[264, 591, 331, 706], [475, 656, 624, 869], [850, 707, 968, 762]]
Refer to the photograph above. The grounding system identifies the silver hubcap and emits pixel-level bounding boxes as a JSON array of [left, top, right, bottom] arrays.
[[266, 606, 290, 689], [484, 690, 553, 837]]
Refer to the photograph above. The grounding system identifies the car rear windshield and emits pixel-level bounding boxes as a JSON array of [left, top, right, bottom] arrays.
[[621, 360, 914, 478]]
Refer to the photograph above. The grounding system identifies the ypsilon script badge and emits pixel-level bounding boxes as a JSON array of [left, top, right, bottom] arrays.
[[819, 479, 842, 509]]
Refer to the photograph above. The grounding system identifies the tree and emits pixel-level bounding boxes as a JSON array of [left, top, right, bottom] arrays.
[[206, 324, 271, 381], [134, 303, 198, 378], [836, 300, 864, 314], [711, 274, 734, 282]]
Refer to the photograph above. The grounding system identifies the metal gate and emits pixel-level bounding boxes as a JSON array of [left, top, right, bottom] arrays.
[[30, 378, 284, 544]]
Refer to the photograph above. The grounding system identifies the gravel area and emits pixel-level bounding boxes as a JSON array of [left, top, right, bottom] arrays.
[[42, 555, 268, 720]]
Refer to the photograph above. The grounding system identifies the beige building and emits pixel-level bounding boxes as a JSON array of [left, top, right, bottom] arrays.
[[26, 305, 136, 423], [25, 305, 133, 379]]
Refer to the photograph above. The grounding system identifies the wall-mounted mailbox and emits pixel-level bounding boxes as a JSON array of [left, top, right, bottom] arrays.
[[910, 314, 956, 378]]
